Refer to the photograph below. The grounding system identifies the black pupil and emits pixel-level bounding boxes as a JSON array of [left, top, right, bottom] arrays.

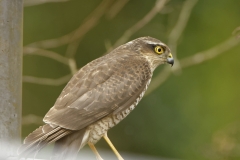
[[158, 48, 161, 52]]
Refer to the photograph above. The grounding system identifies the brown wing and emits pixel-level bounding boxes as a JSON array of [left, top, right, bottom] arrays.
[[43, 51, 152, 130]]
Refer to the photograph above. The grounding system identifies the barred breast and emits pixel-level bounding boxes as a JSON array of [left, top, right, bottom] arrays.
[[87, 78, 151, 144]]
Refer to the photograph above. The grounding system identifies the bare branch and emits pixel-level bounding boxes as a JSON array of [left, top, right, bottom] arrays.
[[23, 47, 78, 77], [23, 47, 69, 65], [145, 2, 239, 97], [180, 36, 240, 68], [23, 0, 168, 87], [22, 114, 43, 125], [23, 74, 72, 86], [68, 58, 78, 75], [105, 0, 129, 19], [232, 26, 240, 39], [168, 0, 198, 55], [26, 0, 112, 49], [65, 0, 113, 58], [145, 36, 240, 96], [24, 0, 70, 7], [107, 0, 168, 52], [168, 0, 198, 73]]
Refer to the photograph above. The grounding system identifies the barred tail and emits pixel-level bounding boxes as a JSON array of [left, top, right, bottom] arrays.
[[51, 127, 89, 160], [18, 124, 72, 157], [18, 124, 89, 160]]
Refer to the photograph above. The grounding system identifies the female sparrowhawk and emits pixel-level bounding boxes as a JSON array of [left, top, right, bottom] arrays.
[[18, 36, 174, 160]]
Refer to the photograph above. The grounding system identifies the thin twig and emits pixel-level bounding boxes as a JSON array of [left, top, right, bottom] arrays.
[[24, 0, 70, 7], [168, 0, 198, 72], [26, 0, 112, 49], [23, 47, 69, 65], [64, 0, 113, 75], [107, 0, 168, 53], [105, 0, 129, 19], [23, 74, 72, 86], [68, 58, 78, 75], [232, 26, 240, 39], [65, 0, 113, 58], [145, 36, 240, 96], [180, 36, 240, 68], [168, 0, 198, 55], [146, 0, 199, 95]]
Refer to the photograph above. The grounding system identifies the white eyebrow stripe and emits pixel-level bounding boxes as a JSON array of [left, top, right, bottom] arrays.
[[144, 40, 165, 46]]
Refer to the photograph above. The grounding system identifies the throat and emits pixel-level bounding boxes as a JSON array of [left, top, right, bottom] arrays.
[[142, 55, 163, 72]]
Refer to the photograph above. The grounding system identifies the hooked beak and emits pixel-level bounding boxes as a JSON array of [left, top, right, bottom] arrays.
[[167, 53, 174, 66]]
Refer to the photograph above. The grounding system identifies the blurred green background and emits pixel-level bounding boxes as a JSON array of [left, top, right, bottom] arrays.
[[22, 0, 240, 159]]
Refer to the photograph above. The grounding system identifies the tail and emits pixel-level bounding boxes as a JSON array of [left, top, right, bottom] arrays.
[[18, 124, 72, 158], [18, 124, 89, 160], [51, 128, 89, 160]]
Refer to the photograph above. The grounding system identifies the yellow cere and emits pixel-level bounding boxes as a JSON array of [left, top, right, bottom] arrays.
[[154, 46, 164, 55]]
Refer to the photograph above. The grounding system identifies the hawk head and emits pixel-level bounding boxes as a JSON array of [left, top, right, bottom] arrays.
[[124, 36, 174, 71]]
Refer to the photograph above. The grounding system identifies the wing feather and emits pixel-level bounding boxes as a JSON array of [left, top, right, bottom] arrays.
[[44, 50, 152, 130]]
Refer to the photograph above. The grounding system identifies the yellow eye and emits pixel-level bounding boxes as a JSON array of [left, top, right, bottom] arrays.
[[154, 46, 164, 54]]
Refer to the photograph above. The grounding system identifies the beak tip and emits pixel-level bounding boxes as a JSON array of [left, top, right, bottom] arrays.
[[167, 58, 174, 67]]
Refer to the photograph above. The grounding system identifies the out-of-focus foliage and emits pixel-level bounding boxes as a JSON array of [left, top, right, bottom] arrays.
[[23, 0, 240, 159]]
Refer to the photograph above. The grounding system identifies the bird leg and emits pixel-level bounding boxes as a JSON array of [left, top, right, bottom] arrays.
[[103, 132, 124, 160], [88, 142, 104, 160]]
